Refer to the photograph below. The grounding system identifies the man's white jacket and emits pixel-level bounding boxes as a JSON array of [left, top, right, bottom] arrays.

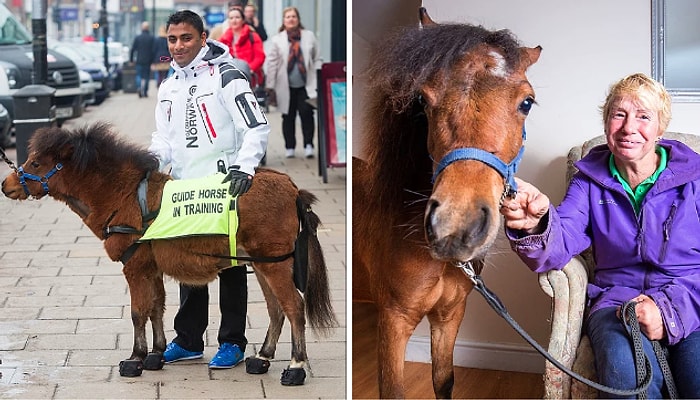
[[149, 39, 269, 179]]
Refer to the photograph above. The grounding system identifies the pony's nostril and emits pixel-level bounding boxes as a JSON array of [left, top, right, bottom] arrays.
[[424, 199, 440, 241], [463, 206, 490, 243]]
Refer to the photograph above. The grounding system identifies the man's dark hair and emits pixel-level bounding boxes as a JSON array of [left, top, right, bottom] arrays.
[[166, 10, 205, 35]]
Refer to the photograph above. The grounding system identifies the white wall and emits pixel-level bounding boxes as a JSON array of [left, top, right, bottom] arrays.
[[351, 0, 421, 157], [352, 0, 700, 373]]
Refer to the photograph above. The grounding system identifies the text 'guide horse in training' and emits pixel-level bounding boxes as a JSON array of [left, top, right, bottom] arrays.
[[353, 8, 541, 398], [0, 123, 336, 386]]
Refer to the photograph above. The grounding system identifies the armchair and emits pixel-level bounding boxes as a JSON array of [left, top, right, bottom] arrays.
[[538, 131, 700, 399]]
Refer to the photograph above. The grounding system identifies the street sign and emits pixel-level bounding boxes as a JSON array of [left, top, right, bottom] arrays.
[[205, 12, 225, 25], [60, 7, 79, 21]]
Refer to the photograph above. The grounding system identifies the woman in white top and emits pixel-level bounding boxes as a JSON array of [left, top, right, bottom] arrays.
[[265, 6, 321, 158]]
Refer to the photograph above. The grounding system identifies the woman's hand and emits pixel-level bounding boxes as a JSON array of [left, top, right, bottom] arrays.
[[499, 177, 550, 234], [618, 295, 666, 340]]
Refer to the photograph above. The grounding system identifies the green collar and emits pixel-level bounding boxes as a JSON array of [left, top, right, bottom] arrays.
[[609, 145, 667, 213]]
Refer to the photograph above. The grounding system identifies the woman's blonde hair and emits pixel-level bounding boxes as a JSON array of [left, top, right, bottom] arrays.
[[278, 6, 305, 32], [601, 73, 672, 133]]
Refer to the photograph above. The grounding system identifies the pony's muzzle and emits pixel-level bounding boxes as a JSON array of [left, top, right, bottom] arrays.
[[424, 198, 492, 261], [1, 176, 23, 199]]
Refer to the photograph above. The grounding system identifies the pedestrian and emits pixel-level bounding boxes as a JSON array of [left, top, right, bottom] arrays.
[[500, 73, 700, 398], [228, 0, 245, 11], [244, 2, 267, 42], [219, 7, 265, 86], [265, 7, 321, 159], [130, 21, 155, 97], [148, 9, 269, 369], [151, 25, 170, 87]]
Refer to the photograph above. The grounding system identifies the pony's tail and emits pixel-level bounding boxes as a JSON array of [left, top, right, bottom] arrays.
[[296, 190, 337, 336]]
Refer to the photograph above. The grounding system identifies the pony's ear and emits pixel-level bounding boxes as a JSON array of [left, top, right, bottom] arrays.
[[519, 46, 542, 69], [56, 142, 75, 164], [420, 85, 439, 108], [419, 7, 436, 27]]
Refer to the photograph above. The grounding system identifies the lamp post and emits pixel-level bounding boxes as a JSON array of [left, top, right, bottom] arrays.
[[31, 0, 48, 84], [101, 0, 109, 72]]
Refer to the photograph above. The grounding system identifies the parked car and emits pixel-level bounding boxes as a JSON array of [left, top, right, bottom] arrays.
[[0, 65, 12, 148], [83, 42, 129, 91], [0, 102, 11, 149], [78, 69, 97, 108], [50, 42, 111, 105], [0, 2, 83, 126]]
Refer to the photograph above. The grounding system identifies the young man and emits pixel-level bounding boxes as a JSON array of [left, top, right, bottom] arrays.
[[148, 9, 269, 369]]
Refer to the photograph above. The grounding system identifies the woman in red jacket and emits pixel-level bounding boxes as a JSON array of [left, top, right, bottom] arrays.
[[219, 7, 265, 87]]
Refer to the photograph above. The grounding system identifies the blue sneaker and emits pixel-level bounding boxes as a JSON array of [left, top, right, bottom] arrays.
[[163, 342, 203, 363], [208, 343, 244, 369]]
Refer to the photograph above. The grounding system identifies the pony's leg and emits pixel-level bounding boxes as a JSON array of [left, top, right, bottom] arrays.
[[251, 262, 308, 385], [144, 272, 166, 370], [119, 259, 159, 376], [426, 286, 469, 399], [254, 268, 285, 359], [377, 306, 422, 398]]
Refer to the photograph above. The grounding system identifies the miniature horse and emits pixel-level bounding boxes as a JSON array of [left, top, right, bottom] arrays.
[[1, 123, 336, 385], [353, 8, 541, 398]]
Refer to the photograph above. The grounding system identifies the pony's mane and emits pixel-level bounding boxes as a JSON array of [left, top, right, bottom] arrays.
[[362, 23, 522, 210], [29, 123, 159, 175], [366, 23, 521, 116]]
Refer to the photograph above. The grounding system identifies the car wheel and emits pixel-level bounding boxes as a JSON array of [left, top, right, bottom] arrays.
[[0, 130, 13, 149]]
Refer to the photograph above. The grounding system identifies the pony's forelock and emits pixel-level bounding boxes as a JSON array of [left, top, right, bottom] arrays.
[[365, 23, 522, 115]]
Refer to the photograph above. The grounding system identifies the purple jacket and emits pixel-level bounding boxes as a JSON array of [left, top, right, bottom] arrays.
[[508, 139, 700, 345]]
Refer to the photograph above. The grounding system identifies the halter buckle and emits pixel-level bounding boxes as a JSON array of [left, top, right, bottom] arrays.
[[456, 261, 479, 285]]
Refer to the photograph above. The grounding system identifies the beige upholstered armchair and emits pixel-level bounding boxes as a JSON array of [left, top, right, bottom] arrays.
[[538, 131, 700, 399]]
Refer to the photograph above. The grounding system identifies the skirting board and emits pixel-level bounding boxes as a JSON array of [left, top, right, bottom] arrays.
[[405, 335, 545, 374]]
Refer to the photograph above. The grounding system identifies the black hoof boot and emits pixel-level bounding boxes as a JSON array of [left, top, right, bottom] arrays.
[[119, 359, 144, 377], [143, 353, 165, 370], [245, 356, 271, 374], [280, 367, 306, 386]]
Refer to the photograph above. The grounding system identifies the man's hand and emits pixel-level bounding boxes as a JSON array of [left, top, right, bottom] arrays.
[[222, 166, 253, 196]]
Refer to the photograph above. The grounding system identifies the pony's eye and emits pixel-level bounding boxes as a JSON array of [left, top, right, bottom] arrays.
[[519, 97, 535, 115], [30, 161, 40, 168]]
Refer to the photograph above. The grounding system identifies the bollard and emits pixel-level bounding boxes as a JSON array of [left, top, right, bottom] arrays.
[[12, 84, 55, 165], [121, 62, 138, 93]]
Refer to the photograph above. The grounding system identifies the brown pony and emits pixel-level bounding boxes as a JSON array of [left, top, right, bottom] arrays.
[[1, 123, 336, 385], [353, 8, 541, 398]]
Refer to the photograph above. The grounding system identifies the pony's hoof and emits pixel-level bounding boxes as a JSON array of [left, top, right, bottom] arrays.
[[280, 367, 306, 386], [119, 359, 144, 377], [245, 356, 270, 374], [143, 353, 165, 370]]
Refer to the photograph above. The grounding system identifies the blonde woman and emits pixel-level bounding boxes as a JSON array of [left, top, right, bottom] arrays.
[[501, 73, 700, 398]]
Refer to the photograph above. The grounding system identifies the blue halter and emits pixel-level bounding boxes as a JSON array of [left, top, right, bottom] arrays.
[[431, 126, 526, 197], [18, 163, 63, 196]]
